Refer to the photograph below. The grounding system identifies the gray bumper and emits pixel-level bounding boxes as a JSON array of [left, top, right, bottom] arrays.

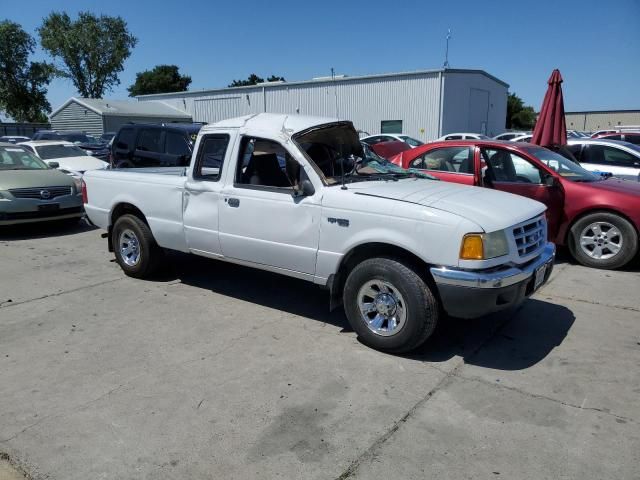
[[430, 243, 556, 318]]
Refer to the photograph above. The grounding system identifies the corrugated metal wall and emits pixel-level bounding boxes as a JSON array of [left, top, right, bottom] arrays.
[[138, 71, 508, 142], [565, 111, 640, 131], [50, 100, 104, 136], [141, 73, 443, 142]]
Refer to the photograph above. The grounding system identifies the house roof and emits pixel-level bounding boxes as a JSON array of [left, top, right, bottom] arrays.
[[136, 68, 509, 100], [50, 97, 192, 119]]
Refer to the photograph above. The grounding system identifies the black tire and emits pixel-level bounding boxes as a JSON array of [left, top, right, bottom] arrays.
[[343, 257, 439, 353], [569, 212, 638, 270], [111, 214, 163, 278]]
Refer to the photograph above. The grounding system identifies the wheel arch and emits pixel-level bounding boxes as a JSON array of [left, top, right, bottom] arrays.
[[107, 203, 150, 252], [327, 242, 434, 311]]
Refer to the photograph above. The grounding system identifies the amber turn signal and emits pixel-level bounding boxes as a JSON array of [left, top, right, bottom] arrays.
[[460, 234, 484, 260]]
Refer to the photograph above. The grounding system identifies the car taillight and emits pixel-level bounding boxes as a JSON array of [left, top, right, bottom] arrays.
[[81, 179, 88, 204]]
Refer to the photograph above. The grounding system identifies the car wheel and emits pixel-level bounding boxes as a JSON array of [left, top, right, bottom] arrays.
[[569, 212, 638, 269], [343, 257, 439, 353], [112, 214, 163, 278]]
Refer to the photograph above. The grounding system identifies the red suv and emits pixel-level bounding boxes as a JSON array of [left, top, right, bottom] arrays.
[[390, 140, 640, 269]]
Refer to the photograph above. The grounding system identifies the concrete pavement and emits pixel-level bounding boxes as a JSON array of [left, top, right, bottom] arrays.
[[1, 222, 638, 479]]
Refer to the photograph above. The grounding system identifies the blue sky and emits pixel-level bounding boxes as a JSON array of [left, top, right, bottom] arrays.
[[2, 0, 639, 114]]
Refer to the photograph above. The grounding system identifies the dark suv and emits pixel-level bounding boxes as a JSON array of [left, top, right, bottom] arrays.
[[110, 123, 203, 168]]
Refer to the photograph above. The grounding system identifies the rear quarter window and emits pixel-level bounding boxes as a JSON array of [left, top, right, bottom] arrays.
[[116, 128, 135, 150]]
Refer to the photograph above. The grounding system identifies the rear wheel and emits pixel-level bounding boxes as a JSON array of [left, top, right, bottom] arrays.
[[569, 212, 638, 269], [112, 214, 163, 278], [343, 257, 439, 353]]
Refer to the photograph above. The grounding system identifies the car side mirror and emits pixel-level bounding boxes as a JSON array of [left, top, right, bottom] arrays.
[[544, 174, 558, 187], [295, 179, 315, 197], [48, 161, 60, 169]]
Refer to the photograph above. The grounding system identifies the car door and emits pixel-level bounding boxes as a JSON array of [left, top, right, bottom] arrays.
[[218, 135, 321, 276], [408, 145, 476, 186], [133, 128, 172, 167], [183, 132, 234, 256], [581, 144, 640, 180], [480, 147, 564, 238]]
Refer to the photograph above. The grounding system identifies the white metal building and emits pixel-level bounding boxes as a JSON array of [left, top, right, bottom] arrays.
[[137, 68, 509, 141], [49, 97, 192, 136]]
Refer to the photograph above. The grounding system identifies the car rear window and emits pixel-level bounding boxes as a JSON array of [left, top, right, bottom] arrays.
[[116, 128, 135, 150], [137, 129, 163, 153]]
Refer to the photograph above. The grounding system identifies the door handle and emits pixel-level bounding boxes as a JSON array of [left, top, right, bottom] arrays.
[[227, 198, 240, 208]]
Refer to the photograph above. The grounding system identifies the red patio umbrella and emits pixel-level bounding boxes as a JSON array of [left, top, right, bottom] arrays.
[[531, 69, 567, 147]]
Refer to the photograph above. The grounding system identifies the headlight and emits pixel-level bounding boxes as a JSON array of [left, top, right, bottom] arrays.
[[460, 230, 509, 260]]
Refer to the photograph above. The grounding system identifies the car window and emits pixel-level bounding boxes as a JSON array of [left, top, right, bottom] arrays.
[[445, 135, 462, 140], [583, 145, 638, 166], [165, 131, 191, 157], [137, 129, 163, 153], [36, 144, 88, 159], [566, 144, 582, 161], [399, 136, 424, 147], [116, 128, 135, 150], [193, 134, 230, 181], [482, 148, 543, 184], [235, 137, 301, 190], [413, 147, 474, 173], [605, 134, 622, 141], [622, 135, 640, 145]]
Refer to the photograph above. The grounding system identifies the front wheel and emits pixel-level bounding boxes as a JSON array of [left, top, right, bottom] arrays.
[[112, 214, 163, 278], [569, 212, 638, 269], [343, 257, 439, 353]]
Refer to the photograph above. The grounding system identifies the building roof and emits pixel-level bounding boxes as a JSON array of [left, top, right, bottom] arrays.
[[136, 68, 509, 100], [50, 97, 192, 119]]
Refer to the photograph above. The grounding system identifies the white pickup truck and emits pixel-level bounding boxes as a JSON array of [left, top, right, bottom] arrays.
[[83, 113, 555, 352]]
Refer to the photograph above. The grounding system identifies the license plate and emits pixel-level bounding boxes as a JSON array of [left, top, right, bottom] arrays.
[[534, 263, 547, 291], [38, 203, 60, 212]]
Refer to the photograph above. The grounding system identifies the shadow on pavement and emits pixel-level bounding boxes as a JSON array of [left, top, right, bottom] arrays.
[[164, 252, 575, 370], [0, 218, 96, 241]]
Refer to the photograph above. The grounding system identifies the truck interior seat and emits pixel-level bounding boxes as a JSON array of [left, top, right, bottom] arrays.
[[243, 153, 290, 188]]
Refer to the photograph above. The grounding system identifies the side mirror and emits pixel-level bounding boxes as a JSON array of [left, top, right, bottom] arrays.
[[296, 179, 315, 197], [544, 174, 558, 187], [48, 161, 60, 169]]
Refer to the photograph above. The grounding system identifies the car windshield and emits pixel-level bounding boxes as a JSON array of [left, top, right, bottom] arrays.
[[294, 123, 436, 184], [36, 144, 89, 160], [59, 133, 92, 143], [524, 146, 600, 182], [0, 146, 50, 170], [398, 136, 424, 147]]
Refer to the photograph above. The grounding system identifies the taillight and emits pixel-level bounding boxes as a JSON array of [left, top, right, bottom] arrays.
[[81, 179, 88, 204]]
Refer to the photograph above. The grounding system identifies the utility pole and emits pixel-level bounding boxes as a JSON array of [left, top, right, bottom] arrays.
[[443, 29, 452, 69]]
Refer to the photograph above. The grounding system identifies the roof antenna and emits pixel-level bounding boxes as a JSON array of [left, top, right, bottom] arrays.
[[331, 67, 339, 120], [443, 28, 452, 69]]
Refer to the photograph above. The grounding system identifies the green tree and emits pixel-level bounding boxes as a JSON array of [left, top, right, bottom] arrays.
[[127, 65, 192, 97], [507, 93, 536, 130], [0, 21, 54, 122], [38, 11, 137, 98], [228, 73, 285, 87]]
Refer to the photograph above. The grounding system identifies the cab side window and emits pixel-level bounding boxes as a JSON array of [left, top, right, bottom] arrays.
[[235, 137, 303, 191], [193, 134, 230, 181], [582, 145, 637, 166], [482, 149, 543, 184]]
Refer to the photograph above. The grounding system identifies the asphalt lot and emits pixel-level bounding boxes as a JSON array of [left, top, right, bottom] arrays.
[[1, 221, 639, 480]]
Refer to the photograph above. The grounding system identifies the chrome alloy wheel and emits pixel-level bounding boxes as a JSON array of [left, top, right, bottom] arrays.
[[119, 229, 141, 266], [579, 221, 623, 260], [357, 280, 407, 336]]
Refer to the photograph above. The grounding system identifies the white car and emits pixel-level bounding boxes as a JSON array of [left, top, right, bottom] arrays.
[[567, 138, 640, 181], [437, 133, 491, 141], [510, 134, 533, 143], [361, 134, 424, 148], [0, 135, 31, 144], [83, 113, 554, 353], [19, 140, 108, 184], [493, 131, 530, 141]]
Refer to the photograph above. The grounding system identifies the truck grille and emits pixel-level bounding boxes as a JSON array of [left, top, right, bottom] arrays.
[[512, 216, 546, 257], [9, 186, 73, 200]]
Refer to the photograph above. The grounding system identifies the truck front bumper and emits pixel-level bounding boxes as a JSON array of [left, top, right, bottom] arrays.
[[430, 243, 555, 319]]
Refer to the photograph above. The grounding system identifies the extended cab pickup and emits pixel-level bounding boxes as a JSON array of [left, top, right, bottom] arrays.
[[83, 114, 555, 352]]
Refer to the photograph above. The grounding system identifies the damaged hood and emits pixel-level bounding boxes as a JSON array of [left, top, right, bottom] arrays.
[[328, 179, 546, 232]]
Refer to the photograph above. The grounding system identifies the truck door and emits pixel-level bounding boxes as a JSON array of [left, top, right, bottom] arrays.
[[183, 132, 234, 256], [218, 136, 321, 277], [480, 147, 565, 239]]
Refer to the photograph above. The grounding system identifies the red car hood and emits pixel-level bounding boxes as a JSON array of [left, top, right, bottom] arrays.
[[583, 178, 640, 195]]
